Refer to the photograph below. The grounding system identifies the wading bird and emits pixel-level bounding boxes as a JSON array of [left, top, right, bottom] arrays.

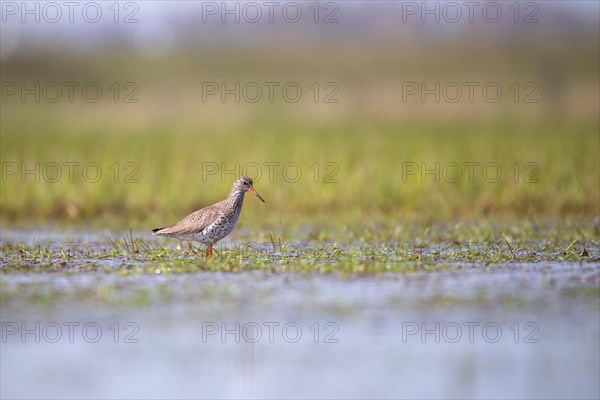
[[152, 176, 265, 257]]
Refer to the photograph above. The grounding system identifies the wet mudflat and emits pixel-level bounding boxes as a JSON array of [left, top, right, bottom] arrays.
[[1, 230, 599, 399]]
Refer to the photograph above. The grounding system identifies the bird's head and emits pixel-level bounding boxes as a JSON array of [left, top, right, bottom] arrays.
[[235, 176, 265, 203]]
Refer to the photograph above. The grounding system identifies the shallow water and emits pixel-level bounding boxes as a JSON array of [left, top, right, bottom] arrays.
[[1, 231, 599, 399]]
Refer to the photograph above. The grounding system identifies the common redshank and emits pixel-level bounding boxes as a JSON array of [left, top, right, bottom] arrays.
[[152, 176, 265, 257]]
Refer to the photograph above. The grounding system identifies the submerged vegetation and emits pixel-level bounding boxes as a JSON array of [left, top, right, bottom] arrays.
[[1, 224, 598, 275], [2, 229, 598, 310]]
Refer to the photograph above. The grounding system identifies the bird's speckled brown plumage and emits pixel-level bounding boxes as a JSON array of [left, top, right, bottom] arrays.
[[152, 176, 265, 257]]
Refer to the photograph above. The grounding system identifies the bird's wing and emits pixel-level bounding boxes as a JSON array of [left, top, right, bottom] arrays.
[[153, 200, 225, 236]]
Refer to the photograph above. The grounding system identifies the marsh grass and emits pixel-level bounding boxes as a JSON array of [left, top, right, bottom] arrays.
[[1, 115, 598, 231], [1, 46, 598, 231]]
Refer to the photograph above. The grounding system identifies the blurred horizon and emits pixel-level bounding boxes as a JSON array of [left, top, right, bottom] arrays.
[[2, 1, 599, 57]]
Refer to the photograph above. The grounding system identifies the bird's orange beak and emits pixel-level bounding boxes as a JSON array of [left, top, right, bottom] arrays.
[[249, 186, 265, 203]]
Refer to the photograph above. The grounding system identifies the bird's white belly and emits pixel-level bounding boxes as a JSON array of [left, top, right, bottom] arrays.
[[190, 215, 238, 244]]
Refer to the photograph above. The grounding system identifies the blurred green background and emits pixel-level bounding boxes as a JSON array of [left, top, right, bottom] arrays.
[[1, 1, 598, 232]]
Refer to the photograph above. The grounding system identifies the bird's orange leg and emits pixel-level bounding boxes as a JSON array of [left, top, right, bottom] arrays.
[[205, 244, 213, 258]]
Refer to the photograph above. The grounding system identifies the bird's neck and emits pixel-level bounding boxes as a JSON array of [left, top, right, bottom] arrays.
[[226, 188, 245, 211]]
